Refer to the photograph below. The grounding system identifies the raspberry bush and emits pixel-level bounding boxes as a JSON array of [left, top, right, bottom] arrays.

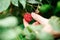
[[0, 0, 60, 40]]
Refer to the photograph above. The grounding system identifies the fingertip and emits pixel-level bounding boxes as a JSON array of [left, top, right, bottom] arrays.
[[23, 18, 29, 27], [23, 18, 25, 22], [31, 12, 35, 16]]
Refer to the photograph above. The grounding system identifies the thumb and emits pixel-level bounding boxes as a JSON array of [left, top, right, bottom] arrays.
[[23, 19, 29, 27], [31, 12, 49, 26]]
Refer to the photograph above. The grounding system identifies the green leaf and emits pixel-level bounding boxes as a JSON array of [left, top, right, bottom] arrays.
[[29, 32, 36, 40], [38, 31, 54, 40], [20, 24, 24, 29], [38, 4, 52, 13], [56, 1, 60, 9], [1, 29, 17, 40], [11, 0, 18, 6], [23, 25, 43, 38], [28, 25, 43, 32], [19, 0, 26, 8], [49, 16, 60, 32], [0, 0, 10, 12], [27, 0, 39, 4], [24, 28, 31, 37], [54, 1, 60, 17], [35, 0, 42, 2], [0, 16, 18, 28], [24, 27, 37, 40], [18, 33, 26, 40], [0, 27, 22, 40]]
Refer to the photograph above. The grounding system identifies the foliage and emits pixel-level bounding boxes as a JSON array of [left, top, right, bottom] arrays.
[[0, 0, 10, 12], [49, 16, 60, 32], [0, 0, 60, 40]]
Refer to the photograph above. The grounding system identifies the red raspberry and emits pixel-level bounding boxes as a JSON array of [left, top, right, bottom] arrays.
[[24, 13, 32, 22]]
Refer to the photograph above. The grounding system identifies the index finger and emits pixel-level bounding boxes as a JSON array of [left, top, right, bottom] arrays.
[[31, 12, 49, 26]]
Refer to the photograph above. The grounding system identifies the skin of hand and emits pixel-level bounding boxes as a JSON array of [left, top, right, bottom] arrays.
[[23, 12, 60, 38]]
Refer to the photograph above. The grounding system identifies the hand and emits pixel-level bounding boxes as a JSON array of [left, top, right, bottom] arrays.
[[23, 12, 60, 38]]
